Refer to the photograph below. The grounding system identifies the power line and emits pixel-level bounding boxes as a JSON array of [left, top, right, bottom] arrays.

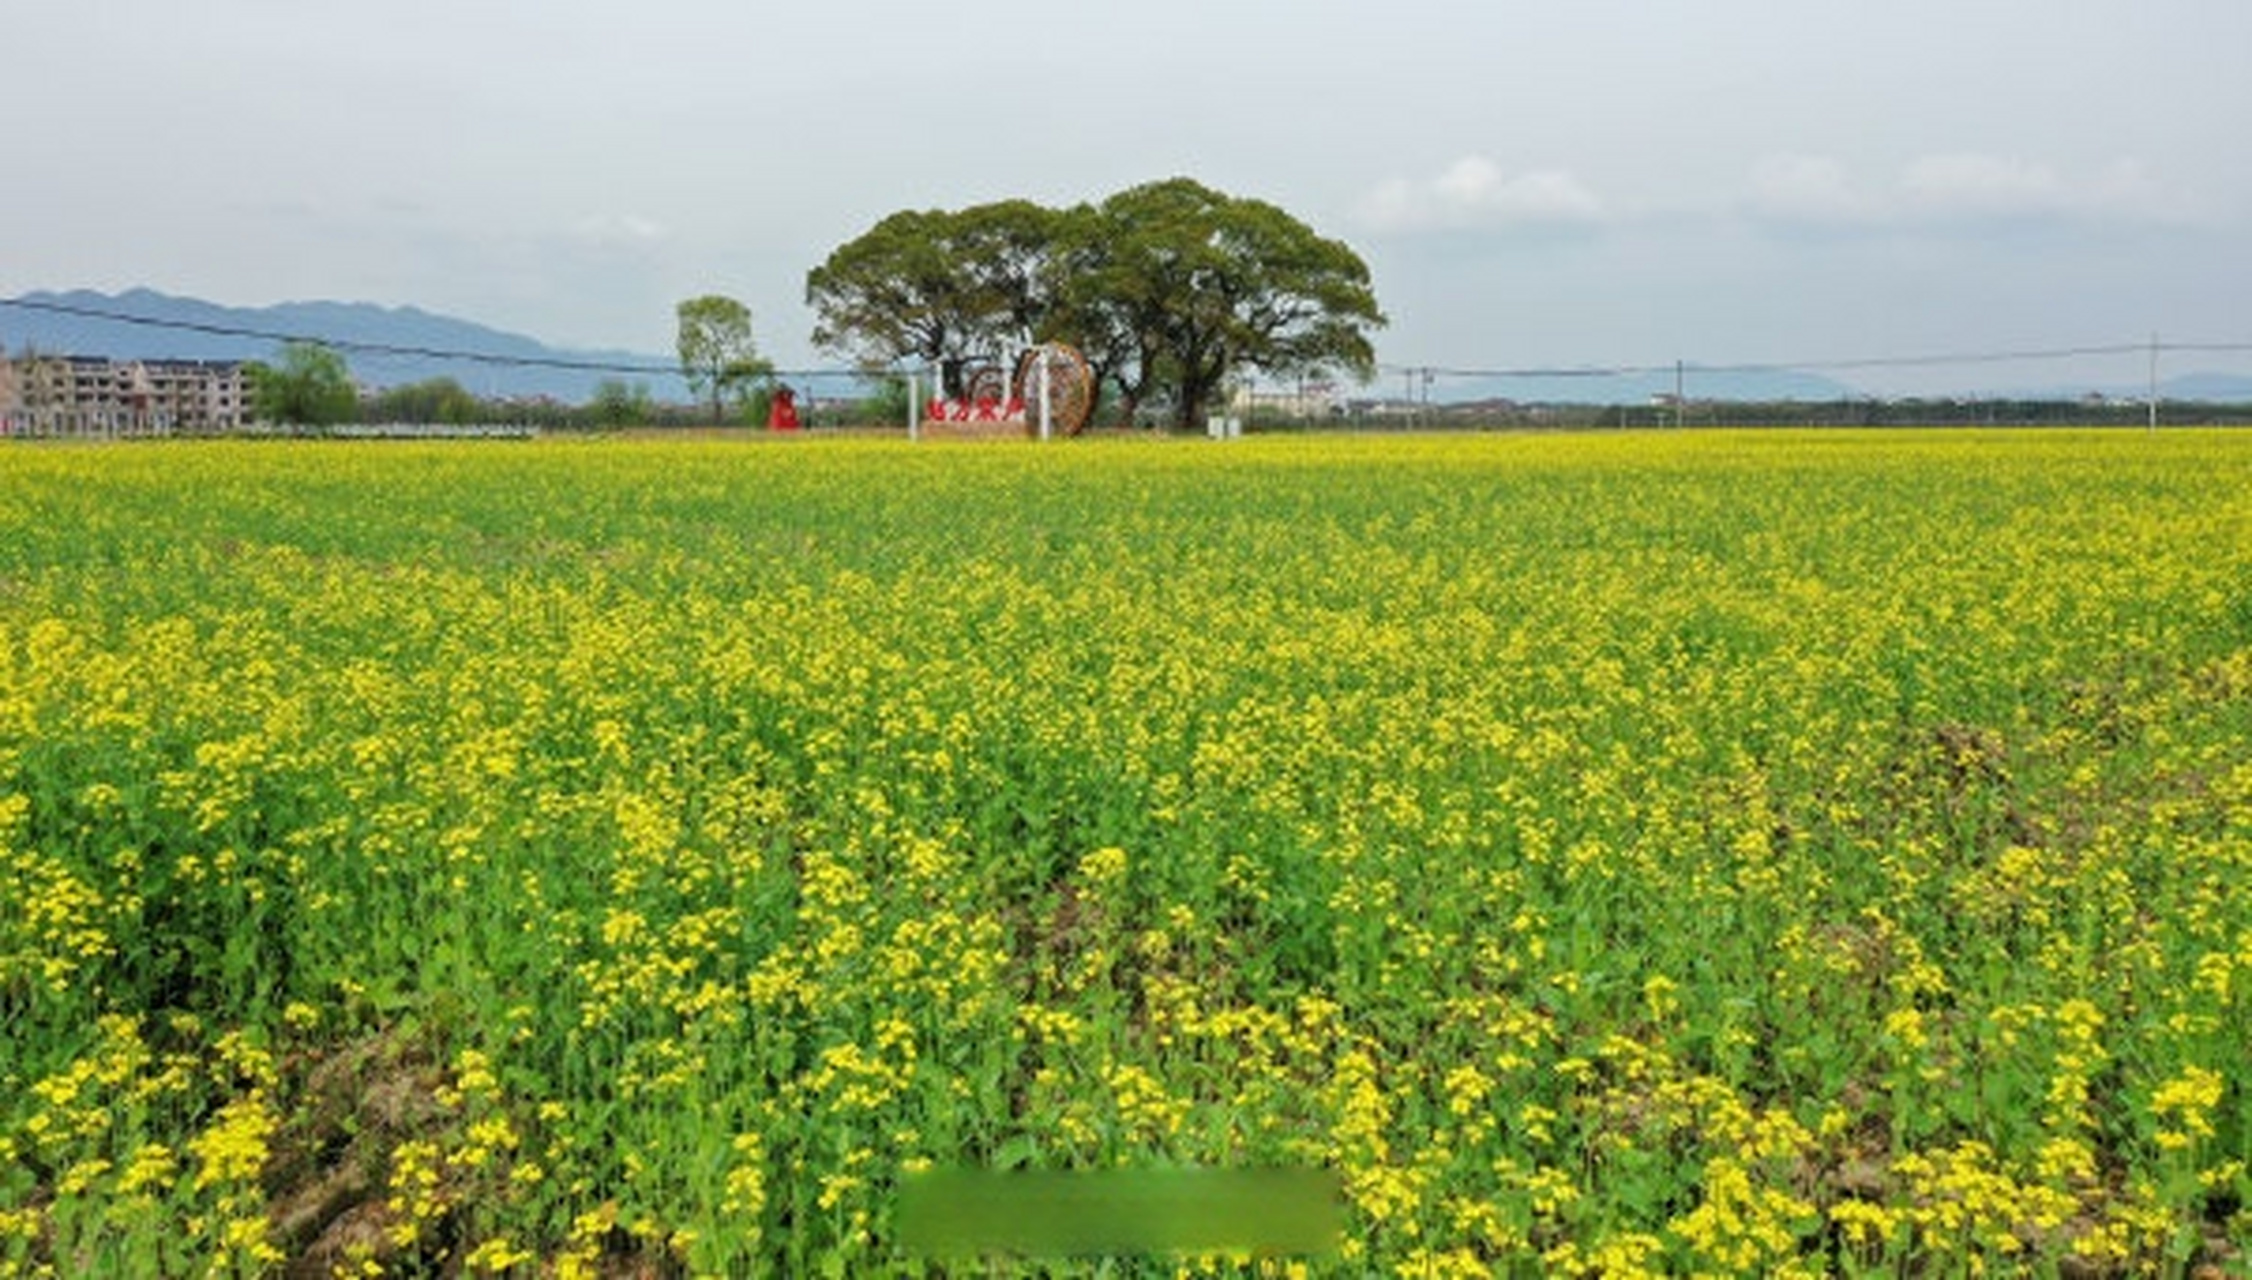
[[2158, 341, 2252, 356], [1696, 344, 2152, 374], [12, 292, 2250, 390], [2, 294, 893, 383], [2, 294, 683, 375], [1389, 342, 2234, 383]]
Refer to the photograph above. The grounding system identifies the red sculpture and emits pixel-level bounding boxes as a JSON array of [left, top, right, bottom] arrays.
[[768, 386, 800, 431]]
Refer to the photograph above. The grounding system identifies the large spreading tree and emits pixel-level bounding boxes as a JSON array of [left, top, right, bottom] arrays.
[[805, 200, 1064, 400], [806, 180, 1383, 426]]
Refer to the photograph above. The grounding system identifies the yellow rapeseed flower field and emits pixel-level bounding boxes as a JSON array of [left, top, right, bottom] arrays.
[[2, 430, 2248, 1276]]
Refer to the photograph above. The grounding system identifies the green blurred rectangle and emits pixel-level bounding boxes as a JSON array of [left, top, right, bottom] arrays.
[[897, 1167, 1342, 1257]]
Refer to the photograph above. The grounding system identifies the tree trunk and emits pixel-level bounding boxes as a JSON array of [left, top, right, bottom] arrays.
[[1176, 368, 1222, 432]]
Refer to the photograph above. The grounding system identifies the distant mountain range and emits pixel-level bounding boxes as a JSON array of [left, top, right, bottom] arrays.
[[9, 288, 2250, 408], [2145, 370, 2252, 402], [1, 288, 689, 403], [1416, 367, 1861, 406]]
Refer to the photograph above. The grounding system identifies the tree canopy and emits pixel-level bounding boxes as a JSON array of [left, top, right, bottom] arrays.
[[366, 377, 480, 426], [248, 341, 357, 429], [806, 180, 1384, 427], [805, 200, 1064, 399], [675, 295, 771, 424], [589, 378, 656, 430]]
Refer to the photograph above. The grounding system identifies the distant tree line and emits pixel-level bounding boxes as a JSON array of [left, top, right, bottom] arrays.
[[1576, 398, 2252, 430], [1306, 397, 2252, 432], [360, 377, 884, 432], [232, 338, 887, 432], [227, 339, 2252, 436]]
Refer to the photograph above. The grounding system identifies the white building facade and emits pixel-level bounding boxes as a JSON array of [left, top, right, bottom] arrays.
[[1, 353, 252, 436]]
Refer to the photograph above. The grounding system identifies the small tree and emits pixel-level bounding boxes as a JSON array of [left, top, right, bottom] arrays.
[[676, 295, 771, 425], [249, 341, 357, 430], [368, 376, 481, 425], [862, 376, 912, 427], [589, 378, 654, 430]]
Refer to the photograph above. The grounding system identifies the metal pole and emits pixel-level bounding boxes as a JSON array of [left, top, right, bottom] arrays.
[[1675, 360, 1685, 429], [2147, 333, 2159, 434], [1038, 355, 1052, 442], [908, 371, 920, 441]]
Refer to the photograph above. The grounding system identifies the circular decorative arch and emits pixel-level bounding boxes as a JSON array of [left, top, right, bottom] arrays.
[[1013, 342, 1097, 437]]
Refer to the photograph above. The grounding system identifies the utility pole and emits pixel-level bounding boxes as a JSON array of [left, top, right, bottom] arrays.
[[2147, 332, 2159, 434], [1038, 356, 1052, 442]]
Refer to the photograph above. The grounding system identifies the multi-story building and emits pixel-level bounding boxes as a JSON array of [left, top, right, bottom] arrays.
[[0, 353, 252, 436]]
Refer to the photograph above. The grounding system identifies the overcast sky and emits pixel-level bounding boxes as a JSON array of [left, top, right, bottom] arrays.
[[8, 1, 2249, 395]]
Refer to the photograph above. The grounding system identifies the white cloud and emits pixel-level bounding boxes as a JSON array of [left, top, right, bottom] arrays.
[[1746, 154, 1879, 225], [1358, 157, 1607, 233], [1744, 152, 2199, 230], [1373, 150, 2200, 242], [1899, 152, 2072, 219], [571, 213, 670, 249], [2079, 158, 2180, 220], [1904, 153, 2188, 224]]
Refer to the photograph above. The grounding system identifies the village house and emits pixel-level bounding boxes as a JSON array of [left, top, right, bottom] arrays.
[[0, 352, 252, 436]]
